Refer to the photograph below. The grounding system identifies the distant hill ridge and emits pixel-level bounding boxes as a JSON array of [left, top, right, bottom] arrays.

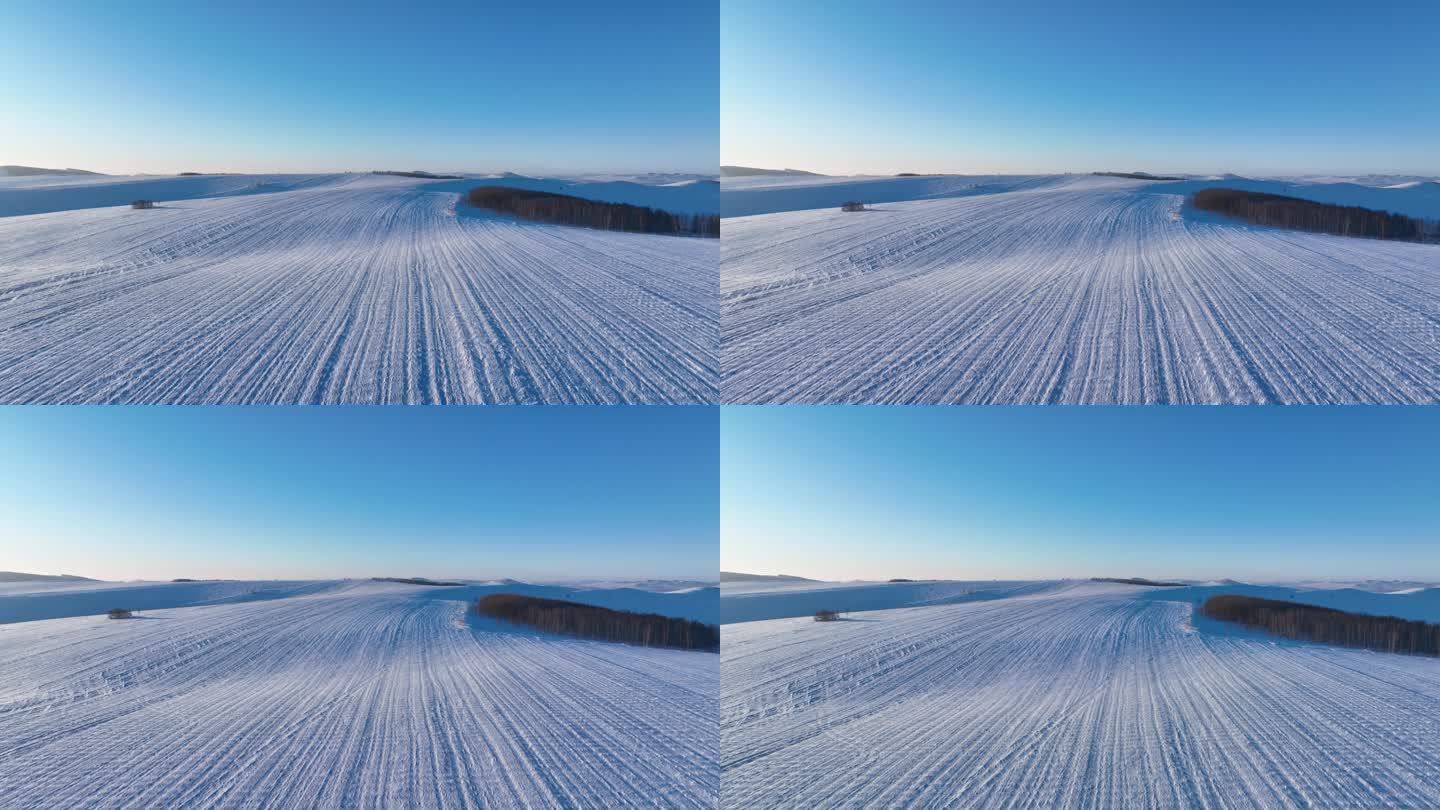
[[720, 571, 818, 583], [721, 166, 823, 178], [0, 571, 99, 582], [0, 165, 103, 177]]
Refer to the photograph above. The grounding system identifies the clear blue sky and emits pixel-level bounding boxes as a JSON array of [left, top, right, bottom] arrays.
[[723, 0, 1440, 176], [1, 0, 717, 175], [0, 407, 718, 582], [723, 407, 1440, 582]]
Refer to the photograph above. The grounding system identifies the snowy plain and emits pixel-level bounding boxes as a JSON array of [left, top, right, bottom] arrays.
[[721, 173, 1440, 404], [721, 579, 1440, 808], [0, 578, 718, 808], [0, 172, 717, 403]]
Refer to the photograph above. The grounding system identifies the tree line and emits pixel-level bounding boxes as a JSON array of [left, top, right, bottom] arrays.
[[473, 593, 719, 651], [465, 186, 719, 238], [1093, 172, 1185, 181], [372, 576, 464, 586], [1192, 187, 1437, 242], [1201, 594, 1440, 657], [373, 170, 464, 180]]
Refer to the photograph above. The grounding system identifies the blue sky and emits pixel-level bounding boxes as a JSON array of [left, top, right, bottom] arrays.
[[1, 1, 717, 174], [0, 407, 718, 582], [722, 407, 1440, 582], [723, 0, 1440, 176]]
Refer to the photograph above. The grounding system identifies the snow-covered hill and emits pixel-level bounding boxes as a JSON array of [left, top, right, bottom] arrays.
[[0, 577, 719, 625], [722, 174, 1440, 404], [719, 172, 1440, 219], [0, 172, 348, 218], [0, 579, 717, 808], [0, 579, 348, 624], [720, 173, 1064, 217], [722, 580, 1440, 808], [0, 571, 97, 583], [0, 173, 716, 403], [0, 165, 104, 178], [721, 579, 1051, 623]]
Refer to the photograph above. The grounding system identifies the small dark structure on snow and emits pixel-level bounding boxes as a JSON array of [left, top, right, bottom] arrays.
[[130, 200, 155, 210], [840, 201, 866, 212], [814, 609, 840, 622], [107, 608, 133, 619]]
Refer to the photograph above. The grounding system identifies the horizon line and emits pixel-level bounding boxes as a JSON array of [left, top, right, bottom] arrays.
[[719, 165, 1440, 179]]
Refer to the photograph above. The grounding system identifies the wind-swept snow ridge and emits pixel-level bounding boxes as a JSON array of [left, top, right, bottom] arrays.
[[0, 174, 716, 403], [722, 175, 1440, 403], [0, 580, 718, 808], [721, 581, 1440, 808]]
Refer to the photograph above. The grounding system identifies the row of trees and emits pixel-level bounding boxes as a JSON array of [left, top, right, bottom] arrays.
[[473, 593, 719, 651], [1192, 188, 1436, 242], [1201, 595, 1440, 656], [373, 170, 463, 180], [1092, 577, 1184, 587], [465, 186, 719, 238], [1093, 171, 1185, 181], [372, 576, 463, 586]]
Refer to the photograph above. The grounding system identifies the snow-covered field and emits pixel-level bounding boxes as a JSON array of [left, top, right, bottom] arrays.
[[0, 579, 718, 808], [722, 580, 1440, 808], [0, 172, 716, 403], [721, 174, 1440, 404]]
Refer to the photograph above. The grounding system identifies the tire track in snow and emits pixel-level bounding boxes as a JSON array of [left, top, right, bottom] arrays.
[[0, 175, 717, 403], [0, 582, 718, 808], [721, 180, 1440, 403], [721, 583, 1440, 808]]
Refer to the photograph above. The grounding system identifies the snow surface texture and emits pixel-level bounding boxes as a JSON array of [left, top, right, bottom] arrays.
[[721, 580, 1440, 808], [0, 580, 717, 808], [0, 174, 716, 403], [722, 174, 1440, 404]]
